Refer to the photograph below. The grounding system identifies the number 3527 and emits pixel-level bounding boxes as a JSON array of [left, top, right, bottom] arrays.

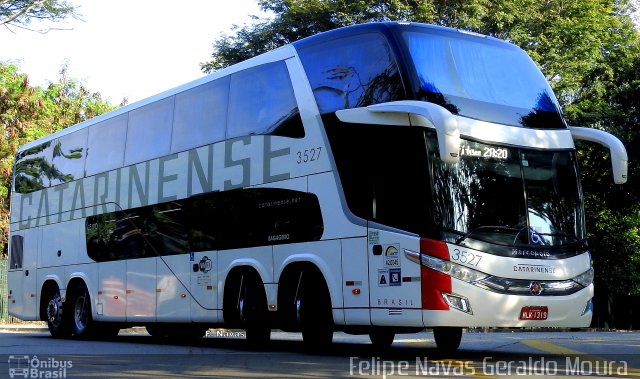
[[296, 147, 322, 164]]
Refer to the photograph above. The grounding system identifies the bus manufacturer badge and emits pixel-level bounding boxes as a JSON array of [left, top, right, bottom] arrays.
[[529, 281, 543, 296]]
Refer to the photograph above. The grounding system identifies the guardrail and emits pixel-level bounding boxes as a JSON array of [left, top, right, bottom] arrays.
[[0, 259, 17, 322]]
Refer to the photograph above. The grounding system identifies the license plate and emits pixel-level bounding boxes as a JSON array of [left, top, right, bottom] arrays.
[[519, 306, 548, 320]]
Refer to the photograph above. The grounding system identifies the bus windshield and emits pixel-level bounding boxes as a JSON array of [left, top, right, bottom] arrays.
[[402, 29, 565, 129], [429, 137, 585, 248]]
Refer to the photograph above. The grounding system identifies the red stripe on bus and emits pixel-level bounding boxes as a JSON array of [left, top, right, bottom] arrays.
[[420, 238, 451, 310], [421, 267, 451, 310], [420, 237, 450, 260]]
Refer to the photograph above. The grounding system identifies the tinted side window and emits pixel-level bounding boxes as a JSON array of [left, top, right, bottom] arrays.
[[324, 115, 432, 235], [227, 62, 304, 139], [125, 97, 174, 166], [172, 78, 229, 153], [297, 33, 405, 114], [86, 188, 323, 261], [85, 114, 128, 176], [14, 142, 53, 194], [50, 128, 88, 186], [86, 211, 145, 261], [146, 202, 189, 256], [190, 188, 323, 251], [86, 203, 189, 262], [9, 235, 24, 269]]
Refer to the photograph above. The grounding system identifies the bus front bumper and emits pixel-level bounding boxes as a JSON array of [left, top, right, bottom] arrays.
[[422, 281, 594, 328]]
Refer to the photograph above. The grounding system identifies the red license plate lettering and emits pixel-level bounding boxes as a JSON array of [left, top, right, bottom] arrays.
[[519, 306, 548, 320]]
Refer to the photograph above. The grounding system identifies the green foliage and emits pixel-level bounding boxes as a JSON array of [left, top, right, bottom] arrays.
[[202, 0, 640, 299], [201, 0, 422, 73], [587, 199, 640, 296], [0, 0, 77, 32], [0, 62, 116, 256]]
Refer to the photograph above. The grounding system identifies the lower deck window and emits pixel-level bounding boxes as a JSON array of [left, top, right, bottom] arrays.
[[85, 188, 324, 261]]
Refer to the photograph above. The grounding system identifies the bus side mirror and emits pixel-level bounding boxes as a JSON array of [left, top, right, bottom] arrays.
[[569, 126, 628, 184], [336, 101, 461, 163]]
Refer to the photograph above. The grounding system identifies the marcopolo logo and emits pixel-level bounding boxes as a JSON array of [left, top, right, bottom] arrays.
[[8, 355, 72, 378]]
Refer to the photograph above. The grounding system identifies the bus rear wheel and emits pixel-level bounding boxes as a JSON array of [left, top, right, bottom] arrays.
[[296, 270, 333, 350], [44, 288, 70, 338], [238, 273, 271, 346], [433, 327, 462, 352], [169, 325, 208, 339], [69, 284, 95, 339], [224, 270, 271, 346], [146, 324, 207, 339]]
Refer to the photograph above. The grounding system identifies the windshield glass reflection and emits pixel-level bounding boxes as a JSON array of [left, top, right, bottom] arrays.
[[428, 136, 584, 247], [403, 29, 565, 129]]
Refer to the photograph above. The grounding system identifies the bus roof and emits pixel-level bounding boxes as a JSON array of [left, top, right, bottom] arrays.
[[292, 21, 512, 51], [18, 21, 513, 153], [17, 43, 297, 153]]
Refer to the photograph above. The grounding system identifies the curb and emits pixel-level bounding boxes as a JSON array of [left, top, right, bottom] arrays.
[[0, 324, 148, 335], [2, 324, 636, 335], [0, 323, 48, 333]]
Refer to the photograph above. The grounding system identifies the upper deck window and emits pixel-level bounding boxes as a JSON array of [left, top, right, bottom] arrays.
[[402, 29, 565, 129], [297, 33, 404, 114], [227, 61, 304, 139], [172, 78, 228, 153], [125, 97, 174, 166]]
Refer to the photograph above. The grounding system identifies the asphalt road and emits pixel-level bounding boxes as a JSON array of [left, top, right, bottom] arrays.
[[0, 328, 638, 378]]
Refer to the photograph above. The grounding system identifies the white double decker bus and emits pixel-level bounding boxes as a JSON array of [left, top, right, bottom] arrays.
[[7, 22, 628, 351]]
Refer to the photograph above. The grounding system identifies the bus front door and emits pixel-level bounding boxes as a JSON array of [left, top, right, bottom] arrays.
[[190, 251, 218, 322], [368, 229, 422, 326]]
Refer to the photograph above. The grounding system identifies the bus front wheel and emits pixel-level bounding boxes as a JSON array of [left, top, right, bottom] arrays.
[[433, 327, 462, 352], [369, 329, 395, 349]]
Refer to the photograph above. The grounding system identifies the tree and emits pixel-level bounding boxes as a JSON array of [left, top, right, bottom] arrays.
[[0, 0, 76, 32], [203, 0, 636, 115], [0, 62, 116, 256], [202, 0, 640, 326], [201, 0, 419, 73]]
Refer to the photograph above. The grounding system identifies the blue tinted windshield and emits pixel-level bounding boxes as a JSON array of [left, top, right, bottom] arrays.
[[429, 136, 584, 248], [402, 30, 565, 129]]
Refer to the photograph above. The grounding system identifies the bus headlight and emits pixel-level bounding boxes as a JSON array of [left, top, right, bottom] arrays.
[[406, 249, 595, 296], [405, 250, 488, 283], [572, 268, 594, 288]]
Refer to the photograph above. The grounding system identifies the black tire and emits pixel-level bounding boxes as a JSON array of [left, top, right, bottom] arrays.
[[147, 324, 207, 339], [146, 324, 168, 338], [433, 327, 462, 353], [92, 322, 120, 339], [68, 284, 94, 339], [167, 325, 208, 340], [369, 329, 395, 349], [297, 271, 333, 350], [237, 273, 271, 346], [43, 288, 70, 338]]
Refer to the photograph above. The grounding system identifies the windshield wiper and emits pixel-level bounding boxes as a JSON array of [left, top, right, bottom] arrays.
[[455, 225, 520, 245]]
